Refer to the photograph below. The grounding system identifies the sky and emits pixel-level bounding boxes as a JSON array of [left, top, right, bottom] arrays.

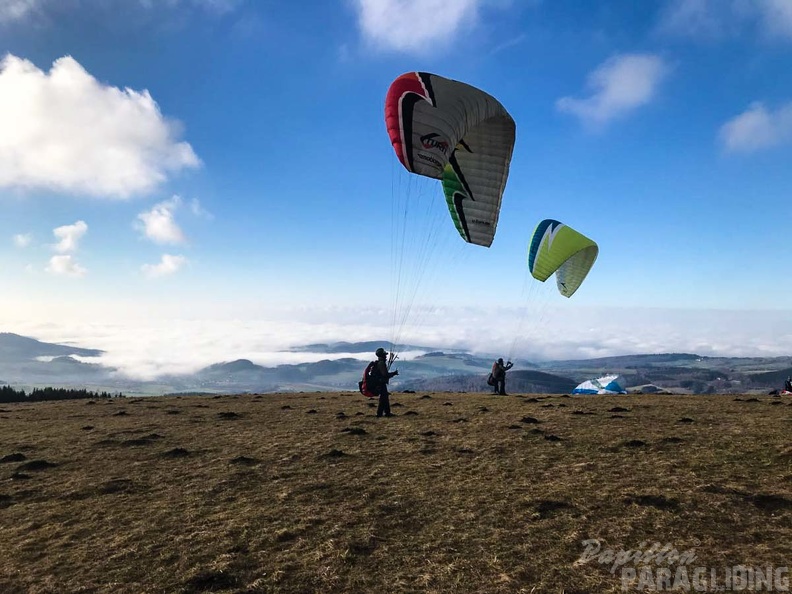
[[1, 0, 792, 378]]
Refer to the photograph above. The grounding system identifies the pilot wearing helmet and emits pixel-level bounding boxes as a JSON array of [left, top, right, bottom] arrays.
[[371, 347, 399, 417]]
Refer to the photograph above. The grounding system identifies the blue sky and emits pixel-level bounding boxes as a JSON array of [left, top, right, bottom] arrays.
[[2, 0, 792, 376]]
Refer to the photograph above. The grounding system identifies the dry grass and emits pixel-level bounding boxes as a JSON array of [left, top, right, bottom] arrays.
[[1, 391, 791, 593]]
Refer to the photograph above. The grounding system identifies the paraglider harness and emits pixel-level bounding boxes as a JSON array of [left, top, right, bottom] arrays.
[[358, 361, 380, 398], [358, 354, 398, 398]]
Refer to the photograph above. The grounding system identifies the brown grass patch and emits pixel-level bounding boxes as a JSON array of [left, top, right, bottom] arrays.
[[1, 392, 791, 593]]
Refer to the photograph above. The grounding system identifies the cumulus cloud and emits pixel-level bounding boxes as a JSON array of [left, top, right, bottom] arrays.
[[52, 220, 87, 253], [556, 53, 669, 128], [720, 101, 792, 152], [136, 196, 186, 244], [657, 0, 792, 41], [0, 54, 200, 199], [141, 253, 187, 278], [13, 233, 31, 247], [352, 0, 483, 53], [47, 222, 88, 279], [45, 254, 86, 278]]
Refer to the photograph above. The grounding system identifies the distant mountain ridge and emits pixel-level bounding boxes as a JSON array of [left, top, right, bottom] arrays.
[[0, 332, 103, 361], [0, 333, 790, 396]]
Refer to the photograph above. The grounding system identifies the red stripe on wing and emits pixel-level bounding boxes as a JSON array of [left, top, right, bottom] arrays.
[[384, 72, 431, 172]]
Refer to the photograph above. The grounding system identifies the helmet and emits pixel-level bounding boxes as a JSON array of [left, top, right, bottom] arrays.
[[497, 358, 503, 364], [375, 347, 387, 358]]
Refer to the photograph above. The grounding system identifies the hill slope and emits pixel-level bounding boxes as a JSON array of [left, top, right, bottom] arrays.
[[1, 391, 790, 593]]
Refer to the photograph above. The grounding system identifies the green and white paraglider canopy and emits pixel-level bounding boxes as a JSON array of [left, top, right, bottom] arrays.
[[527, 219, 598, 298]]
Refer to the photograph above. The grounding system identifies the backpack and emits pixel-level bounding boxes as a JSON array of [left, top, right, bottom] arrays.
[[358, 361, 380, 398], [487, 373, 496, 387]]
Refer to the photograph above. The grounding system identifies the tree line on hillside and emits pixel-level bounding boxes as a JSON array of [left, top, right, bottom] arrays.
[[0, 385, 125, 403]]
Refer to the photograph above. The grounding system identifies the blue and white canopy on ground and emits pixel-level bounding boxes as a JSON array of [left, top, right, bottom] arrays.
[[572, 375, 627, 394]]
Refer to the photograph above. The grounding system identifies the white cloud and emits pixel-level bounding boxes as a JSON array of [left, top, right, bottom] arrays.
[[136, 196, 186, 244], [0, 54, 200, 199], [657, 0, 792, 41], [720, 101, 792, 152], [13, 233, 31, 247], [756, 0, 792, 39], [45, 254, 86, 278], [352, 0, 482, 53], [141, 253, 187, 278], [556, 53, 669, 128], [52, 220, 87, 253], [657, 0, 737, 38], [0, 0, 39, 22]]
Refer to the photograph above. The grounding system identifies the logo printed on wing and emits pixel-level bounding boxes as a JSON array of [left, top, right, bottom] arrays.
[[416, 152, 443, 169], [420, 133, 449, 155]]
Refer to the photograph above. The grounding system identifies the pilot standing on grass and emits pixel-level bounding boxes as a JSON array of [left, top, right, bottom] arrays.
[[373, 347, 398, 417], [491, 357, 514, 395]]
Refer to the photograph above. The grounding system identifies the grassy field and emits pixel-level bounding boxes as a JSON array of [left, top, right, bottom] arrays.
[[1, 391, 791, 593]]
